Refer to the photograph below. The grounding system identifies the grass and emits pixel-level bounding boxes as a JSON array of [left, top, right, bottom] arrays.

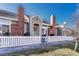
[[31, 48, 79, 56], [5, 42, 79, 56]]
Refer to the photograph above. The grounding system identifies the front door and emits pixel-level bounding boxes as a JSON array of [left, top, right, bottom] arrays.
[[33, 24, 39, 36]]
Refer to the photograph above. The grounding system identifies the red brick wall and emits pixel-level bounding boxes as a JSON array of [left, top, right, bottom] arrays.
[[11, 24, 18, 36]]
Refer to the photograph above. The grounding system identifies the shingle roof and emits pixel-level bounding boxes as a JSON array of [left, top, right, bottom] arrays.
[[0, 9, 17, 16], [0, 9, 50, 24], [0, 9, 30, 19]]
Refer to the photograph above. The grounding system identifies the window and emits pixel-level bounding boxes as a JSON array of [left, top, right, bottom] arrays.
[[57, 27, 62, 36], [42, 25, 47, 27], [2, 25, 9, 35]]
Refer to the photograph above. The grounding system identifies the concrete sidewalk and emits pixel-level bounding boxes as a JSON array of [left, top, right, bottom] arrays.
[[0, 40, 75, 56]]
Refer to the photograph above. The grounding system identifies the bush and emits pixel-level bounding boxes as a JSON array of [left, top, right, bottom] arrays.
[[24, 32, 30, 36]]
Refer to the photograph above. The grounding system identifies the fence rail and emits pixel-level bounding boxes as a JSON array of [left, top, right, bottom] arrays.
[[0, 36, 75, 48], [47, 36, 74, 42]]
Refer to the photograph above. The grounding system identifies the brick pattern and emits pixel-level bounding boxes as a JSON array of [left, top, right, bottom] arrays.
[[17, 5, 24, 36], [48, 16, 56, 36], [11, 5, 24, 36], [11, 24, 18, 36]]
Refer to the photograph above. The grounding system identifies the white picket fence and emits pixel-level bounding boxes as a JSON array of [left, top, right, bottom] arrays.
[[47, 36, 74, 42], [0, 36, 75, 48]]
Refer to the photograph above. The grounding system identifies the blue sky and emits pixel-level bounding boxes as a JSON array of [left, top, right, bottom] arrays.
[[0, 3, 78, 28]]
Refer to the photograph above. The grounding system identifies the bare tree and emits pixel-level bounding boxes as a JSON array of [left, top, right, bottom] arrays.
[[71, 27, 79, 51], [71, 5, 79, 51]]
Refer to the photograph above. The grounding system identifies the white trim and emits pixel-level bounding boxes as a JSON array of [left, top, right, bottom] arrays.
[[42, 23, 50, 26], [30, 15, 42, 36], [0, 16, 17, 21], [31, 15, 42, 21], [9, 25, 11, 33], [0, 15, 29, 23], [24, 15, 29, 22], [42, 24, 48, 29], [0, 18, 11, 25]]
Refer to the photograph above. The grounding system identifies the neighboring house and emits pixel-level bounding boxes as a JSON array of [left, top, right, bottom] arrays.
[[55, 22, 72, 36], [48, 15, 71, 36], [56, 24, 65, 36]]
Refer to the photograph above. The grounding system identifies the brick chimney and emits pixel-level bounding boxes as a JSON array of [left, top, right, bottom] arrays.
[[50, 15, 56, 27], [48, 15, 56, 36], [17, 5, 24, 36], [11, 5, 24, 36]]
